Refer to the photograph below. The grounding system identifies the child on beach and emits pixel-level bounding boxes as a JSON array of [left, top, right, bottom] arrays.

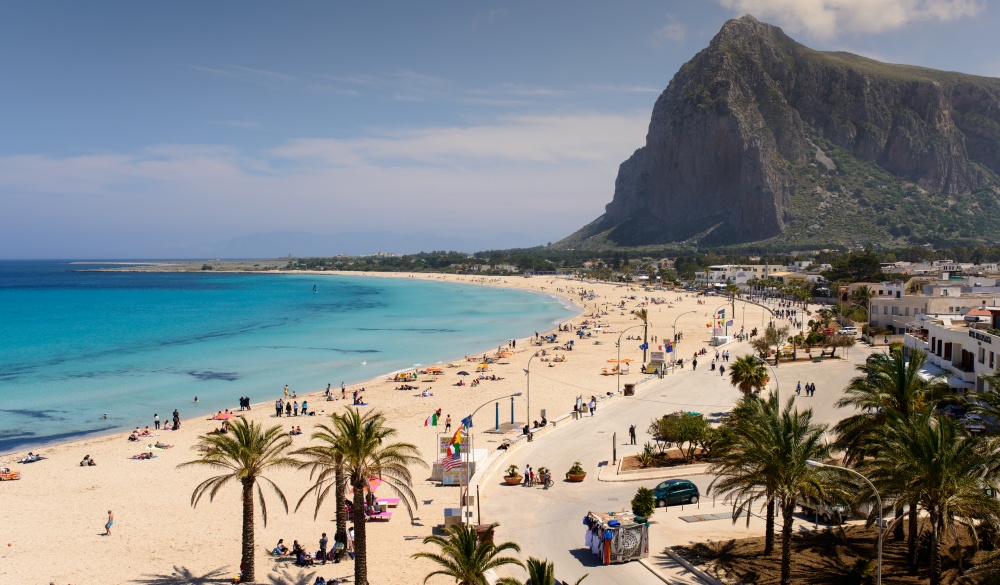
[[105, 510, 114, 536]]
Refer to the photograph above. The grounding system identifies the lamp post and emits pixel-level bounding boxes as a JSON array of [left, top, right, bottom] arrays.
[[523, 352, 539, 426], [463, 391, 523, 525], [806, 460, 883, 585], [671, 310, 696, 373], [616, 324, 646, 394]]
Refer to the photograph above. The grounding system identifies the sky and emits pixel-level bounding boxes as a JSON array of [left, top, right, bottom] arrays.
[[2, 0, 999, 258]]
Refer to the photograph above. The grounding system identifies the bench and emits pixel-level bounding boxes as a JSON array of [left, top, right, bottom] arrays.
[[377, 498, 400, 508], [812, 356, 823, 363], [368, 510, 393, 521]]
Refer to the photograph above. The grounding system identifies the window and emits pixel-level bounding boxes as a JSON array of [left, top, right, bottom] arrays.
[[980, 347, 986, 364], [905, 308, 910, 316], [944, 342, 952, 360], [991, 351, 995, 369], [883, 306, 888, 315], [892, 307, 899, 316]]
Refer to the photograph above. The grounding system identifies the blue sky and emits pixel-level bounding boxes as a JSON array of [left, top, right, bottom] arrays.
[[2, 1, 998, 258]]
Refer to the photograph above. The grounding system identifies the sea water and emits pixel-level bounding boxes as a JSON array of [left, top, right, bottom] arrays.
[[0, 261, 576, 452]]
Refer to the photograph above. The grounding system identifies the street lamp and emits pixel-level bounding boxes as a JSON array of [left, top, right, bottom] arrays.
[[806, 460, 883, 585], [523, 352, 539, 426], [616, 324, 646, 394], [671, 310, 696, 373], [464, 391, 523, 525]]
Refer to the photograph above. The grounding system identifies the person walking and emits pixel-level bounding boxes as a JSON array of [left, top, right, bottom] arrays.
[[445, 415, 452, 432], [104, 510, 114, 536], [629, 424, 636, 445], [275, 399, 282, 417], [589, 397, 596, 416], [796, 381, 801, 396], [153, 413, 160, 430], [692, 358, 698, 371], [719, 364, 725, 377]]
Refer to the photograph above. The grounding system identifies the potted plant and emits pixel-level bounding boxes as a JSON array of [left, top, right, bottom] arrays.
[[631, 487, 655, 522], [503, 464, 522, 485], [566, 461, 587, 482]]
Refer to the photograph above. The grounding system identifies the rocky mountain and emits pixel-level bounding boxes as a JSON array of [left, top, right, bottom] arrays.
[[559, 15, 1000, 250]]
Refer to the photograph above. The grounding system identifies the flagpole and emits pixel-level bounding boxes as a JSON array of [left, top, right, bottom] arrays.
[[460, 392, 523, 526]]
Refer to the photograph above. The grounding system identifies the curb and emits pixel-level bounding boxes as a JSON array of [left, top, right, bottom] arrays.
[[663, 547, 728, 585], [598, 461, 712, 483]]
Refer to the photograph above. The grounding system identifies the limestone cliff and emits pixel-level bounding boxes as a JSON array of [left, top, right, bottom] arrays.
[[561, 15, 1000, 249]]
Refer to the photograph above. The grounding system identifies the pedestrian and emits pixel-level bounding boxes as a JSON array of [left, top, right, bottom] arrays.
[[347, 525, 355, 559], [692, 358, 698, 371], [796, 381, 801, 395], [153, 413, 160, 430], [301, 400, 308, 416], [276, 399, 282, 417], [629, 424, 636, 445], [720, 365, 725, 376], [319, 532, 328, 565], [104, 510, 114, 536], [445, 415, 452, 432], [285, 401, 292, 417], [589, 396, 596, 416], [293, 401, 299, 416], [811, 383, 817, 397], [341, 381, 346, 400]]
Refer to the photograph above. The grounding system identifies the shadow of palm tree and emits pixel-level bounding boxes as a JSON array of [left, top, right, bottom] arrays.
[[135, 566, 233, 584], [266, 568, 321, 585]]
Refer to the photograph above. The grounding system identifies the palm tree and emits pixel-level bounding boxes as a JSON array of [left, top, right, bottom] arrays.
[[635, 308, 649, 363], [768, 399, 830, 585], [727, 355, 770, 397], [710, 393, 780, 555], [292, 415, 349, 555], [179, 417, 300, 583], [496, 557, 588, 585], [866, 413, 1000, 585], [335, 408, 425, 585], [413, 523, 523, 585], [834, 347, 946, 571], [966, 371, 1000, 421]]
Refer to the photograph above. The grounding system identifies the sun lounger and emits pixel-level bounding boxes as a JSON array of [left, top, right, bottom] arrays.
[[377, 498, 400, 508], [0, 471, 21, 481], [367, 510, 392, 521]]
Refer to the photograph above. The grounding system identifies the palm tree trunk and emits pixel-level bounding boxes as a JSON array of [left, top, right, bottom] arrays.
[[353, 479, 369, 585], [335, 456, 346, 559], [930, 508, 941, 585], [780, 501, 796, 585], [241, 478, 256, 583], [764, 496, 775, 555], [908, 502, 919, 574]]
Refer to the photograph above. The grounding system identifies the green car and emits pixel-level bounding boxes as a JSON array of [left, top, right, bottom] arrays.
[[652, 479, 700, 507]]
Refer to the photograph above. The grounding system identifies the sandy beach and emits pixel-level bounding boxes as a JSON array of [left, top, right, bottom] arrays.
[[0, 272, 776, 584]]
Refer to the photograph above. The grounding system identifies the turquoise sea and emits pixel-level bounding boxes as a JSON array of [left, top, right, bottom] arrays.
[[0, 261, 576, 453]]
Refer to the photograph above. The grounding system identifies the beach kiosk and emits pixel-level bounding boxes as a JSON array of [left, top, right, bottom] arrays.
[[583, 510, 649, 564]]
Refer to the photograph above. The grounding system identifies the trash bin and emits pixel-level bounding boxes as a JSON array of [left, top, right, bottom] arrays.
[[623, 384, 635, 396]]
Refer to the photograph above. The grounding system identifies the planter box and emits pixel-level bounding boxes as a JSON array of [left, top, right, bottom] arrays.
[[504, 476, 522, 485], [566, 473, 587, 482]]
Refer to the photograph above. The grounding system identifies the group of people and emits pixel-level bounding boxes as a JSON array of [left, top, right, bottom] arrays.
[[796, 381, 819, 397], [237, 396, 252, 410], [79, 454, 97, 466], [520, 464, 551, 488], [151, 410, 180, 431], [273, 528, 355, 568], [275, 398, 310, 417], [289, 425, 303, 436]]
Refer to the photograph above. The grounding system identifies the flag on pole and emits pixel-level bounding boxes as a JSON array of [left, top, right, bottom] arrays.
[[446, 428, 463, 457], [639, 343, 648, 350], [461, 415, 473, 429], [424, 412, 439, 426], [726, 320, 734, 327], [441, 453, 462, 471], [665, 341, 673, 353]]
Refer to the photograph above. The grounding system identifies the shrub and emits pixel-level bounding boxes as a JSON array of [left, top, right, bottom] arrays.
[[631, 487, 655, 519], [505, 464, 520, 478]]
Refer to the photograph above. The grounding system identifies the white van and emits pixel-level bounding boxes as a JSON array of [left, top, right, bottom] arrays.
[[839, 327, 858, 336]]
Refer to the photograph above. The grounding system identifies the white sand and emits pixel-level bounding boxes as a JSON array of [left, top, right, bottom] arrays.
[[0, 273, 773, 584]]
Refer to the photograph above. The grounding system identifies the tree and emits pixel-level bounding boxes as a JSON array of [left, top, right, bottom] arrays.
[[834, 347, 947, 571], [179, 417, 300, 583], [293, 415, 349, 556], [728, 355, 770, 397], [635, 308, 650, 363], [335, 408, 426, 585], [649, 413, 709, 462], [823, 333, 856, 358], [762, 324, 790, 364], [632, 487, 656, 519], [496, 557, 588, 585], [414, 523, 523, 585], [866, 413, 1000, 585], [767, 400, 831, 585], [710, 393, 781, 555]]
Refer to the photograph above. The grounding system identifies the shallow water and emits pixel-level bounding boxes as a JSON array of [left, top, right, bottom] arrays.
[[0, 261, 575, 452]]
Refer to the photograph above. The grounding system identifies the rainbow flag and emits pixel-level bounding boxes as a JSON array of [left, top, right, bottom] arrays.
[[446, 428, 463, 457], [424, 412, 438, 426]]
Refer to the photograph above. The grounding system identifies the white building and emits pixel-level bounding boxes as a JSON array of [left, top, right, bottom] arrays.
[[694, 264, 777, 285], [903, 308, 1000, 393]]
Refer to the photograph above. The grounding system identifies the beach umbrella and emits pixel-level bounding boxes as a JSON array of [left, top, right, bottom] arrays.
[[350, 477, 383, 493], [606, 358, 619, 363], [620, 358, 634, 363], [457, 371, 470, 376], [213, 412, 233, 420]]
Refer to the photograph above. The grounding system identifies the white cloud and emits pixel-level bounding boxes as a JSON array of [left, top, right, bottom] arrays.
[[654, 21, 687, 43], [715, 0, 985, 38], [0, 112, 651, 251]]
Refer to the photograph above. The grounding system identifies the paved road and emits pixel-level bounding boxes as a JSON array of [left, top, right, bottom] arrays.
[[479, 334, 876, 585]]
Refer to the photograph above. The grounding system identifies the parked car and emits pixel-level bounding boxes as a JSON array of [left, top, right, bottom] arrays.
[[798, 497, 849, 524], [962, 414, 986, 433], [652, 479, 700, 507]]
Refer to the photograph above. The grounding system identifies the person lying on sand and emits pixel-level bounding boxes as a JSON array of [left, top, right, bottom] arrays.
[[149, 442, 173, 449], [131, 452, 155, 460]]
